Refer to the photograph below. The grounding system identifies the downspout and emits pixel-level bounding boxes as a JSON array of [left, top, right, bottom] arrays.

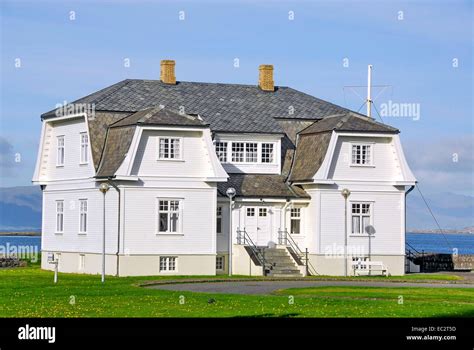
[[281, 200, 291, 244], [108, 178, 121, 277], [404, 185, 415, 265]]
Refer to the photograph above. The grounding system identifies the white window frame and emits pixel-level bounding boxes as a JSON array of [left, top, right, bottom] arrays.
[[350, 143, 373, 167], [79, 254, 85, 271], [80, 132, 89, 164], [157, 137, 183, 161], [79, 199, 88, 234], [215, 142, 228, 163], [245, 142, 258, 163], [216, 206, 223, 234], [350, 202, 373, 235], [55, 200, 64, 233], [216, 256, 225, 271], [159, 256, 177, 272], [157, 199, 183, 234], [261, 143, 274, 163], [56, 135, 65, 167], [290, 208, 301, 235], [217, 140, 277, 165]]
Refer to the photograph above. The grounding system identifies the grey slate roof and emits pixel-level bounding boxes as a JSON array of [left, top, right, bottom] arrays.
[[40, 78, 401, 197], [300, 112, 399, 134], [42, 79, 351, 133], [111, 106, 208, 128], [288, 131, 332, 182], [217, 174, 309, 199]]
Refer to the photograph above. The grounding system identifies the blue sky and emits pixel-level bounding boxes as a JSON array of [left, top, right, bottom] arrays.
[[1, 0, 473, 198]]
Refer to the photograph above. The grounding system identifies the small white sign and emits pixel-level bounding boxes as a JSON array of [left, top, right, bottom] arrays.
[[47, 253, 55, 263]]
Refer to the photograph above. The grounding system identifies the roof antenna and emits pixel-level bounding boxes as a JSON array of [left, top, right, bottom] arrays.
[[367, 64, 373, 119]]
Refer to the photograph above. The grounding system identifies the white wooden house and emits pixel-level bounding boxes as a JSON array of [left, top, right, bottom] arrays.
[[33, 60, 416, 277]]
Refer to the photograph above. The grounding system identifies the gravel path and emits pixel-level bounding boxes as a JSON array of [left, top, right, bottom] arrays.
[[148, 280, 474, 295]]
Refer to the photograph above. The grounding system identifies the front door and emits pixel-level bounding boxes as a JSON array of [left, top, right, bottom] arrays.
[[244, 206, 271, 246]]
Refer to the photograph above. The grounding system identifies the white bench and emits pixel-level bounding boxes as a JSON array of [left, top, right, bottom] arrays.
[[352, 261, 388, 276]]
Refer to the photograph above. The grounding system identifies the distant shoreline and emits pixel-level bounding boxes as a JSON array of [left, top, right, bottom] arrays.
[[0, 232, 41, 236], [408, 230, 473, 235]]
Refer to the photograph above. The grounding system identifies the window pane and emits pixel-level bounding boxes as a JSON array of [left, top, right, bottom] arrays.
[[352, 216, 360, 234], [261, 143, 274, 163], [170, 139, 180, 159], [259, 208, 267, 217], [170, 212, 179, 232], [362, 216, 370, 233], [159, 200, 168, 211], [215, 142, 227, 162], [290, 208, 300, 218], [232, 142, 244, 162], [216, 217, 222, 233], [291, 219, 300, 234], [159, 213, 168, 232], [245, 143, 258, 162], [352, 203, 360, 214], [169, 258, 176, 270]]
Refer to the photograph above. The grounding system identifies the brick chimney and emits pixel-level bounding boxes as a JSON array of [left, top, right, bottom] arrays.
[[160, 60, 176, 84], [258, 64, 274, 92]]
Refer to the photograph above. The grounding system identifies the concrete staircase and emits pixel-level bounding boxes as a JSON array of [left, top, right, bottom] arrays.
[[263, 247, 302, 277]]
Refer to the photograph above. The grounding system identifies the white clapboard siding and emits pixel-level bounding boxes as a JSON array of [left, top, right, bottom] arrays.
[[122, 187, 216, 255], [216, 202, 229, 253], [42, 189, 118, 254], [319, 190, 404, 256], [130, 130, 213, 177], [46, 118, 95, 181], [328, 136, 401, 181]]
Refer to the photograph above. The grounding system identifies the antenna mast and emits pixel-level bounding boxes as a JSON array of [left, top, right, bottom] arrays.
[[367, 64, 373, 118]]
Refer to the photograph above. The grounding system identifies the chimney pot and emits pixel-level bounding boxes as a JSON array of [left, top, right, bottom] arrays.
[[160, 60, 176, 84], [258, 64, 274, 92]]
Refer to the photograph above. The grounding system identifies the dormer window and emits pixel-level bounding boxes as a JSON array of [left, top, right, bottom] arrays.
[[158, 137, 182, 160], [57, 136, 65, 166], [215, 142, 227, 162], [80, 133, 89, 164], [216, 140, 277, 165], [261, 143, 274, 163], [351, 144, 372, 166]]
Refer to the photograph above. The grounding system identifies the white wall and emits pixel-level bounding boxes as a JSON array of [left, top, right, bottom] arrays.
[[328, 136, 401, 181], [130, 130, 213, 177], [121, 187, 217, 255], [42, 187, 119, 254], [316, 189, 404, 257], [46, 117, 95, 181]]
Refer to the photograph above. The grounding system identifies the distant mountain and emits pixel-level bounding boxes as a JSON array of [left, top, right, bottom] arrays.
[[407, 192, 474, 231], [0, 186, 42, 231]]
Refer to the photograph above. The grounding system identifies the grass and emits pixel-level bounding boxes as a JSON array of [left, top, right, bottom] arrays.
[[0, 266, 472, 318]]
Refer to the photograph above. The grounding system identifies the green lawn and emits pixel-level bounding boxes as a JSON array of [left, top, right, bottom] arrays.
[[0, 266, 472, 318]]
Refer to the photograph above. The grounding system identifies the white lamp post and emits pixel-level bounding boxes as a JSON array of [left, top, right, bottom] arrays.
[[99, 182, 110, 283], [341, 188, 351, 277], [226, 187, 236, 276]]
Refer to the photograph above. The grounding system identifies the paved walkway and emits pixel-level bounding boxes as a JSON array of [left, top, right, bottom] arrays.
[[148, 280, 474, 295]]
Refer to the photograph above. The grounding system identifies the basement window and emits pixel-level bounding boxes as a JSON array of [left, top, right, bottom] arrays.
[[160, 257, 177, 272], [216, 256, 225, 271]]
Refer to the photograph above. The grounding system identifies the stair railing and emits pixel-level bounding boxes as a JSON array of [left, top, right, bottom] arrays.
[[236, 228, 270, 274], [278, 229, 319, 276]]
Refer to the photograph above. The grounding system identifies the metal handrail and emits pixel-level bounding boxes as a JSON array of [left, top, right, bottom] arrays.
[[278, 229, 319, 276], [236, 228, 269, 272], [406, 241, 422, 255]]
